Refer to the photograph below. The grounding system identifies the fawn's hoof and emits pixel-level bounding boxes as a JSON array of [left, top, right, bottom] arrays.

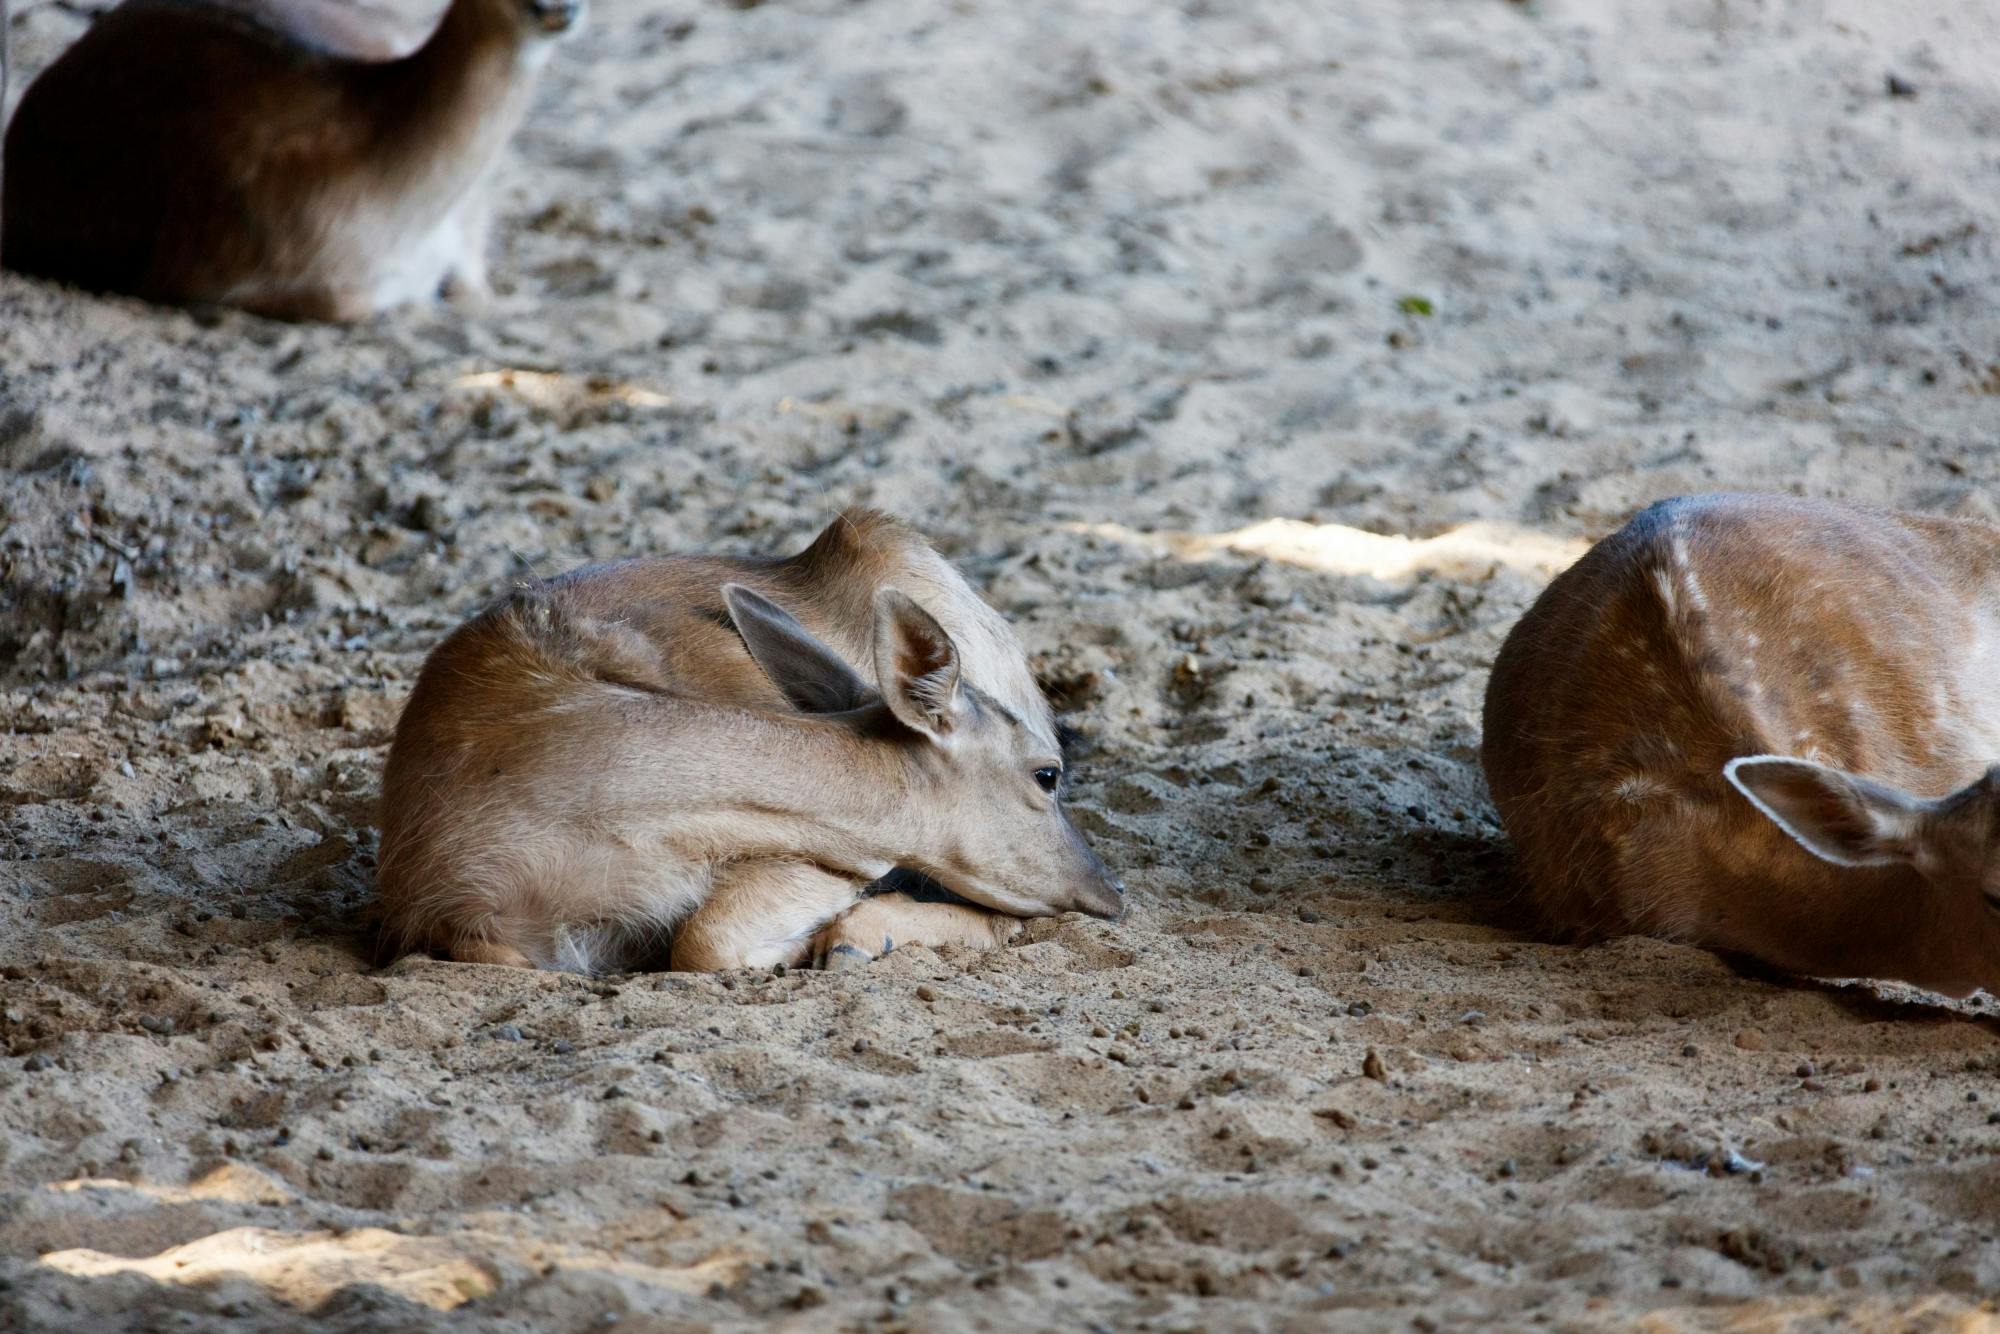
[[818, 943, 873, 972]]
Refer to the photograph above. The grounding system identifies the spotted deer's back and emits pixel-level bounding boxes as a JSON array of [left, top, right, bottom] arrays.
[[1484, 495, 2000, 938]]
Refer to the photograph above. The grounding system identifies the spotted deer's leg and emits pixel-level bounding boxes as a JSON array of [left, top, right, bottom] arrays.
[[809, 891, 1023, 970], [441, 188, 494, 308], [668, 861, 862, 972]]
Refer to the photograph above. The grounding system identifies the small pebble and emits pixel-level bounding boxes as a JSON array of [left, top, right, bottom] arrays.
[[1362, 1048, 1387, 1081]]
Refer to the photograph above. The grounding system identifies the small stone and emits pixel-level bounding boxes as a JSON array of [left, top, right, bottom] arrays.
[[493, 1024, 523, 1042], [1885, 72, 1918, 98], [1362, 1048, 1387, 1081], [22, 1054, 51, 1072], [1733, 1029, 1768, 1052], [138, 1015, 174, 1035], [550, 1039, 575, 1055], [915, 985, 938, 1003]]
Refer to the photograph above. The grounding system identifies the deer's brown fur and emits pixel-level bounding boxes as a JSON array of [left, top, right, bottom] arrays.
[[1, 0, 577, 318], [1484, 494, 2000, 996]]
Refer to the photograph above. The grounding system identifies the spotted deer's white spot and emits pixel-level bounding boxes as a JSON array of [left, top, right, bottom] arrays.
[[1613, 775, 1670, 804], [1668, 532, 1709, 611], [1650, 566, 1681, 619]]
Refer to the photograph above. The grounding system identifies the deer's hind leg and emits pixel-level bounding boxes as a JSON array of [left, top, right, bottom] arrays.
[[809, 892, 1023, 970], [668, 860, 862, 972]]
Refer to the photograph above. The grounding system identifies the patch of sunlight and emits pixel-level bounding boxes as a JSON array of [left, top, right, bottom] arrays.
[[549, 1245, 758, 1297], [1071, 518, 1586, 581], [41, 1227, 497, 1312], [997, 393, 1073, 419], [1632, 1295, 2000, 1332], [453, 369, 675, 411], [47, 1162, 292, 1206]]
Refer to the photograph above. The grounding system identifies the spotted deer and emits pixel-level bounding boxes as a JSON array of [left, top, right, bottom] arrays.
[[377, 511, 1124, 974], [1, 0, 579, 319], [1483, 493, 2000, 996]]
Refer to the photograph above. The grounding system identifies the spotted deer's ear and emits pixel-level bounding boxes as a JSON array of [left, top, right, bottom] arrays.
[[1724, 756, 1925, 868], [722, 584, 871, 715]]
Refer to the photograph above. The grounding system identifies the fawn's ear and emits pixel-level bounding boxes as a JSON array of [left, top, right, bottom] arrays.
[[722, 584, 872, 715], [872, 588, 963, 739], [1725, 756, 1925, 868]]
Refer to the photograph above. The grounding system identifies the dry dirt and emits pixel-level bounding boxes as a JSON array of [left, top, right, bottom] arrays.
[[4, 0, 2000, 1329]]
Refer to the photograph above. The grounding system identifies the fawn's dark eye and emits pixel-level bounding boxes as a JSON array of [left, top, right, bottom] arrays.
[[1033, 766, 1061, 794]]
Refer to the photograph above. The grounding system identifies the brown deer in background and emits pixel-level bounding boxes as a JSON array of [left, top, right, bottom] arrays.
[[1, 0, 579, 318]]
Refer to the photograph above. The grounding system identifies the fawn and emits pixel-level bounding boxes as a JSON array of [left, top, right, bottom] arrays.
[[377, 511, 1124, 974], [1484, 493, 2000, 996], [1, 0, 578, 319]]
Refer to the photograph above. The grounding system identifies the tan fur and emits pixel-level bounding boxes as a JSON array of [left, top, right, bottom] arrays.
[[1484, 493, 2000, 996], [1, 0, 579, 319], [378, 510, 1122, 974]]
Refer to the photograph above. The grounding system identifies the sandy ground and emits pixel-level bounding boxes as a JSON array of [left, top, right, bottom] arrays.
[[3, 0, 2000, 1328]]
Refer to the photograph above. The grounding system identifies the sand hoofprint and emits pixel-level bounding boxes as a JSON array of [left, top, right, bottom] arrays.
[[3, 0, 1999, 1328]]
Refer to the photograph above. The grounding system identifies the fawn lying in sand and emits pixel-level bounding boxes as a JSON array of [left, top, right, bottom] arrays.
[[1484, 493, 2000, 996], [1, 0, 578, 319], [377, 511, 1124, 973]]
